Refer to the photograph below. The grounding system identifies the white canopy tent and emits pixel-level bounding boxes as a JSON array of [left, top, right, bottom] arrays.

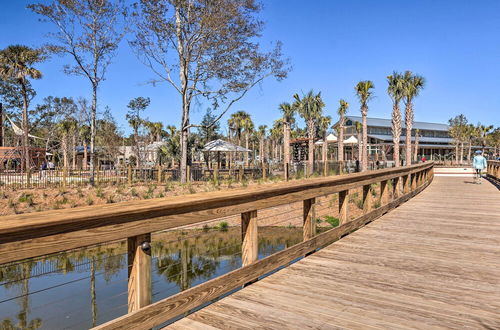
[[326, 133, 338, 142], [314, 134, 338, 145], [343, 136, 358, 144], [203, 139, 251, 152]]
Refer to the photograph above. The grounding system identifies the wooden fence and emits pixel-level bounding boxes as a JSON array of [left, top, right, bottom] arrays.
[[0, 162, 434, 329]]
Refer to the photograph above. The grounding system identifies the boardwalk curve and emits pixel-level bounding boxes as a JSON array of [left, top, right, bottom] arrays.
[[169, 176, 500, 329]]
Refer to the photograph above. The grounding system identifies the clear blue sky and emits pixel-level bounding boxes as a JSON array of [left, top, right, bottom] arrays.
[[1, 0, 499, 135]]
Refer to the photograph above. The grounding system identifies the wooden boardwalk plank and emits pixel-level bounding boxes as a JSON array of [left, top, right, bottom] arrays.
[[167, 177, 500, 329]]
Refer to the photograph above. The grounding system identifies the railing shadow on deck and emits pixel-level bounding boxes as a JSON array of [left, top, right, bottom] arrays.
[[0, 162, 435, 329]]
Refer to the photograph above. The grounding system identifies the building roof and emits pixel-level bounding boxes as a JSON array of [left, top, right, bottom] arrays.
[[345, 116, 449, 131], [368, 134, 453, 144], [203, 139, 251, 152]]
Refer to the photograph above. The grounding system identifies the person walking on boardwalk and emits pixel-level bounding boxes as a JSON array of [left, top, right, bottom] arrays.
[[472, 150, 487, 184]]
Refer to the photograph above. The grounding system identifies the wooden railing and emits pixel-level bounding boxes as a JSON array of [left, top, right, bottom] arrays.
[[487, 160, 500, 181], [0, 162, 434, 329]]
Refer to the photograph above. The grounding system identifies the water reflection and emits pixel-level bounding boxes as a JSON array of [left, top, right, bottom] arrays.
[[0, 226, 302, 329]]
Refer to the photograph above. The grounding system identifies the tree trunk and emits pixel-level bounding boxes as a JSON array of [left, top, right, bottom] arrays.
[[83, 141, 88, 170], [460, 142, 464, 164], [176, 4, 189, 183], [63, 133, 68, 169], [284, 123, 290, 168], [245, 133, 249, 166], [405, 102, 414, 166], [338, 119, 344, 162], [467, 141, 472, 162], [391, 102, 401, 167], [90, 84, 97, 184], [21, 81, 30, 172], [361, 108, 368, 171], [322, 131, 327, 163], [413, 133, 419, 162], [357, 132, 363, 166], [308, 120, 314, 175], [72, 133, 76, 169]]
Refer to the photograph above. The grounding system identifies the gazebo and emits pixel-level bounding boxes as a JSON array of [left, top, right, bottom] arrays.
[[203, 139, 251, 168]]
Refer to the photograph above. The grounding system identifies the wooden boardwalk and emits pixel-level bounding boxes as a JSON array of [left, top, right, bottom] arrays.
[[169, 176, 500, 329]]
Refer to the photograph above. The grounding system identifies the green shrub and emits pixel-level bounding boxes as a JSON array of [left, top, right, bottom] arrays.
[[216, 221, 229, 232], [18, 193, 34, 206], [324, 216, 340, 227], [202, 224, 211, 232], [86, 197, 94, 206], [130, 188, 138, 197], [96, 187, 104, 199]]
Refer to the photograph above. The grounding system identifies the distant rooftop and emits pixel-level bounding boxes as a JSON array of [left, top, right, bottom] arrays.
[[345, 116, 449, 131]]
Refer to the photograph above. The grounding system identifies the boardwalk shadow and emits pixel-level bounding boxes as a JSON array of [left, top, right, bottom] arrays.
[[485, 176, 500, 190], [463, 181, 476, 184]]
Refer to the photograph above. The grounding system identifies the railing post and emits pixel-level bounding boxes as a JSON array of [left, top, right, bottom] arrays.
[[157, 165, 162, 184], [380, 180, 389, 206], [392, 177, 400, 200], [284, 162, 289, 181], [241, 210, 258, 266], [127, 233, 152, 312], [128, 165, 132, 185], [214, 163, 219, 185], [411, 173, 417, 190], [339, 190, 349, 224], [362, 184, 372, 214], [402, 175, 410, 194], [238, 165, 244, 182], [303, 198, 316, 240]]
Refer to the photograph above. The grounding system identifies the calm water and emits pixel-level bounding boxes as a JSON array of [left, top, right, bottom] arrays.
[[0, 226, 302, 329]]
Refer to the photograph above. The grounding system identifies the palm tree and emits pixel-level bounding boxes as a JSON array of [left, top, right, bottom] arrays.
[[79, 125, 91, 170], [336, 99, 349, 162], [279, 102, 295, 171], [257, 125, 267, 167], [355, 81, 375, 171], [228, 111, 252, 164], [402, 71, 425, 165], [0, 45, 45, 171], [293, 90, 325, 175], [319, 116, 331, 163], [387, 72, 404, 167], [448, 114, 468, 164], [466, 124, 478, 162], [355, 121, 363, 167], [241, 116, 254, 166]]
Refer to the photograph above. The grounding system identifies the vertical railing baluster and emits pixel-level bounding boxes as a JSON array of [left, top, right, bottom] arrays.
[[339, 190, 349, 224], [303, 198, 316, 241], [362, 184, 372, 214], [128, 233, 152, 313], [380, 180, 389, 206], [241, 210, 258, 267], [392, 177, 400, 200]]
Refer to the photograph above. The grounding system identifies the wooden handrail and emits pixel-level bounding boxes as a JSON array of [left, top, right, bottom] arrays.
[[0, 162, 432, 264], [0, 162, 434, 329], [487, 160, 500, 181]]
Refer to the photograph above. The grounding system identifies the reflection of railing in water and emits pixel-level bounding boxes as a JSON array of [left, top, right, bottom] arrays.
[[0, 162, 434, 329]]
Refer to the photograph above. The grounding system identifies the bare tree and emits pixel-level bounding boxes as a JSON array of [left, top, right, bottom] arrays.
[[131, 0, 289, 182], [29, 0, 126, 183]]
